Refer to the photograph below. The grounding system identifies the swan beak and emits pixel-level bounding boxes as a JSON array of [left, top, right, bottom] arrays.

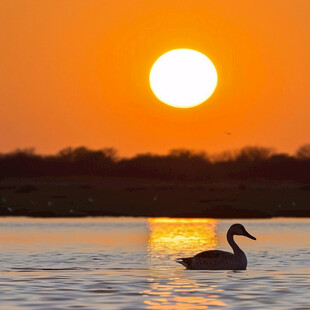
[[244, 230, 256, 240]]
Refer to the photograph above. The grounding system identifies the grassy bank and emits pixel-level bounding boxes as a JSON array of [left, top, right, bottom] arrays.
[[0, 177, 309, 218]]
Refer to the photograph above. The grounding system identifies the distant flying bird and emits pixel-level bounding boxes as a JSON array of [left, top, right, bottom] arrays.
[[176, 224, 256, 270], [224, 131, 232, 136]]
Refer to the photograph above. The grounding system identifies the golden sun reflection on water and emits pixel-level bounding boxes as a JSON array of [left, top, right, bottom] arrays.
[[147, 218, 218, 257], [142, 275, 227, 310], [144, 218, 225, 309]]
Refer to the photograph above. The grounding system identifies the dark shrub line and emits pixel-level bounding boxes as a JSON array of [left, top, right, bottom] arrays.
[[0, 145, 309, 182]]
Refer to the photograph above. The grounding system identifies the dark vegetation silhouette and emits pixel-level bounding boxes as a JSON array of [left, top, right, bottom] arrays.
[[0, 145, 309, 218], [0, 145, 309, 182]]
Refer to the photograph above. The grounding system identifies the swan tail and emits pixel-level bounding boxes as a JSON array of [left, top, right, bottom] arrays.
[[176, 257, 192, 269]]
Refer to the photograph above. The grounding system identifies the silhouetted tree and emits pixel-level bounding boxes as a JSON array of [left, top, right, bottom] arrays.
[[0, 145, 309, 182], [235, 146, 274, 162], [296, 144, 310, 160]]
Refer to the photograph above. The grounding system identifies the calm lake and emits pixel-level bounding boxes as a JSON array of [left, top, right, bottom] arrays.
[[0, 217, 309, 309]]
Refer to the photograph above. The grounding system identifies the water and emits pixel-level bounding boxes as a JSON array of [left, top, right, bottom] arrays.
[[0, 217, 309, 309]]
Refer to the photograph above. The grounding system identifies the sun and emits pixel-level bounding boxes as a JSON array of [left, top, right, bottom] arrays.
[[149, 49, 218, 108]]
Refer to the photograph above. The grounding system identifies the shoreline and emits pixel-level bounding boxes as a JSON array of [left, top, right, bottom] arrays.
[[1, 177, 309, 218], [0, 215, 309, 219]]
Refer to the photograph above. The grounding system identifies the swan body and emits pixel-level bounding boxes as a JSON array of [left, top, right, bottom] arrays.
[[177, 223, 256, 270]]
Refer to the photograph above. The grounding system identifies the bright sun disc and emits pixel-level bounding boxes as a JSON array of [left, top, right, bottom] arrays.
[[149, 49, 218, 108]]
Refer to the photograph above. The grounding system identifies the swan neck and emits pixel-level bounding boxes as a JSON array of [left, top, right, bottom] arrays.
[[227, 231, 242, 254]]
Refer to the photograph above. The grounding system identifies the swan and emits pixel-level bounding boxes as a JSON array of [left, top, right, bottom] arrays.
[[176, 223, 256, 270]]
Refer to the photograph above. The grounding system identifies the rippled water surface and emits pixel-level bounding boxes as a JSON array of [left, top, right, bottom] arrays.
[[0, 217, 309, 309]]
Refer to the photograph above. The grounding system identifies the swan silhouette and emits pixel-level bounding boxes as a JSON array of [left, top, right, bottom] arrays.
[[176, 223, 256, 270]]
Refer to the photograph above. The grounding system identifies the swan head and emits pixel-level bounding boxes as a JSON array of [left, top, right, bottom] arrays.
[[229, 223, 256, 240]]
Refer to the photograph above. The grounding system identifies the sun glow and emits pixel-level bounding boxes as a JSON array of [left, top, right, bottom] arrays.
[[147, 218, 218, 256], [149, 49, 218, 108], [144, 218, 223, 309]]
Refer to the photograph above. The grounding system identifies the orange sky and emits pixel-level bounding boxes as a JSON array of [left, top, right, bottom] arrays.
[[0, 0, 309, 157]]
